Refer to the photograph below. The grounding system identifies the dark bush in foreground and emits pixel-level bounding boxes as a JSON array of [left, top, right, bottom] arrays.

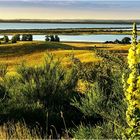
[[0, 54, 82, 138], [0, 51, 127, 139], [71, 49, 127, 139]]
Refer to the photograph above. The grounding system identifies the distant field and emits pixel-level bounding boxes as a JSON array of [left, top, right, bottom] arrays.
[[0, 41, 130, 72]]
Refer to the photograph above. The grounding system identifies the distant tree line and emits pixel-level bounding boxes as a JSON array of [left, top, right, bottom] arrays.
[[105, 37, 131, 44], [0, 34, 60, 44], [11, 34, 33, 43], [0, 34, 33, 44], [45, 35, 60, 42]]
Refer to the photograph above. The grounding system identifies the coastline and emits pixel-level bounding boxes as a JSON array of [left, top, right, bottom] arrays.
[[0, 19, 140, 24], [0, 28, 139, 35]]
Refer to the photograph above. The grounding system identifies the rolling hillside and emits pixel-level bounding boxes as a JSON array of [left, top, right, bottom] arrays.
[[0, 41, 130, 72]]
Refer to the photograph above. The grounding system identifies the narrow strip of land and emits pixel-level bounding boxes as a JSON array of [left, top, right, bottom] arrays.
[[0, 28, 139, 35]]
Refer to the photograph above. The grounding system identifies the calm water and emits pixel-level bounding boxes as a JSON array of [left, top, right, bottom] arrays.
[[34, 35, 140, 42], [0, 23, 139, 42], [0, 23, 140, 30], [1, 34, 139, 42]]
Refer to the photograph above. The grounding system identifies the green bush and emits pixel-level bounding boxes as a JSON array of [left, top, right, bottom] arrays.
[[71, 49, 127, 139], [72, 121, 125, 139], [11, 34, 20, 43], [0, 51, 128, 139], [3, 35, 9, 43], [22, 34, 33, 41], [0, 54, 82, 138], [11, 36, 17, 43], [121, 37, 131, 44], [0, 122, 42, 139]]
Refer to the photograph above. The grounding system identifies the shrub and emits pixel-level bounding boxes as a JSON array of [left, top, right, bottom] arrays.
[[11, 34, 20, 43], [16, 54, 78, 108], [72, 121, 124, 139], [3, 35, 9, 43], [45, 35, 50, 41], [11, 36, 17, 43], [0, 54, 81, 138], [114, 39, 121, 44], [22, 34, 33, 41], [105, 37, 131, 44], [71, 49, 127, 139], [50, 35, 55, 41], [121, 37, 131, 44], [72, 74, 126, 138], [0, 122, 42, 139], [54, 35, 60, 42]]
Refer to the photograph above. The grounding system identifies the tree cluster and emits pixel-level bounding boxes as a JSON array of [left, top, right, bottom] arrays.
[[22, 34, 33, 41], [11, 34, 20, 43], [45, 35, 60, 42], [105, 37, 131, 44]]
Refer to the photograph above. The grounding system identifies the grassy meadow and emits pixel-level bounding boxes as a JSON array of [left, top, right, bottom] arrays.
[[1, 0, 140, 138], [0, 41, 130, 72]]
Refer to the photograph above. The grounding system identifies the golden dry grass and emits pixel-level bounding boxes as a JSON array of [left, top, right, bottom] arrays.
[[63, 42, 130, 50], [0, 41, 130, 72], [0, 122, 42, 139]]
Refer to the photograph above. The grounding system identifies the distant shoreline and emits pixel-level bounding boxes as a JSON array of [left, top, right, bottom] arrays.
[[0, 19, 140, 24], [0, 28, 139, 35]]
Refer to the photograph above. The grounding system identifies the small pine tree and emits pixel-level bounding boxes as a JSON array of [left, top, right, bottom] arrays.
[[22, 34, 32, 41], [123, 23, 140, 139], [22, 34, 27, 41], [50, 35, 55, 42], [3, 35, 9, 43], [54, 35, 60, 42], [28, 34, 33, 41], [11, 36, 17, 43], [14, 34, 20, 41], [45, 35, 50, 41], [11, 34, 21, 43]]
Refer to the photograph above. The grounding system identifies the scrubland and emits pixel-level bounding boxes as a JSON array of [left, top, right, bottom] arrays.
[[0, 30, 139, 139]]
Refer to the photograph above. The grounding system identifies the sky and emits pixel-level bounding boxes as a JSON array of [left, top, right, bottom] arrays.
[[0, 0, 140, 20]]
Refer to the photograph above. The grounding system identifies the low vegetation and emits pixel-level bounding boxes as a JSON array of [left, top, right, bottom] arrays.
[[0, 40, 130, 72], [0, 50, 127, 139], [105, 37, 131, 44], [1, 28, 140, 35], [0, 23, 139, 139], [0, 34, 60, 45]]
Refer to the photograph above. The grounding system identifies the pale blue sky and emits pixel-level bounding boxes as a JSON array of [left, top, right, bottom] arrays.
[[0, 1, 139, 19]]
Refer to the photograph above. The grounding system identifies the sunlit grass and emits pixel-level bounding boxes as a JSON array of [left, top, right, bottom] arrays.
[[0, 41, 130, 73], [0, 122, 42, 139]]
